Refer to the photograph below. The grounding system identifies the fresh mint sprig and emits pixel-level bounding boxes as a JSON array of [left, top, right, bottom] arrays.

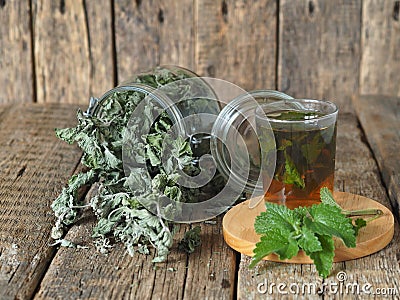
[[250, 188, 383, 278]]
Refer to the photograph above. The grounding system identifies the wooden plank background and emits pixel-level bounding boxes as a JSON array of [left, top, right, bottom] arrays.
[[1, 0, 399, 111]]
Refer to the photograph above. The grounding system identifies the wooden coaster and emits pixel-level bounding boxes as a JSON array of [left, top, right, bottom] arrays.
[[222, 192, 394, 263]]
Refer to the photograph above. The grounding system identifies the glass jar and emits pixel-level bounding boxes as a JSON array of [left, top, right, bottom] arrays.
[[85, 67, 293, 221], [86, 65, 216, 120], [210, 90, 294, 198]]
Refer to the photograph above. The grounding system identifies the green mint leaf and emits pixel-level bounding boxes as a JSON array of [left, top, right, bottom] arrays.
[[146, 144, 161, 166], [251, 188, 365, 278], [104, 145, 121, 169], [300, 133, 324, 164], [51, 169, 97, 234], [250, 227, 299, 268], [275, 234, 299, 260], [320, 187, 341, 209], [173, 135, 193, 157], [283, 152, 305, 189], [353, 218, 367, 236], [146, 133, 163, 151], [92, 218, 117, 237], [297, 226, 322, 255], [251, 203, 301, 267], [55, 127, 78, 144], [309, 234, 335, 278], [273, 111, 317, 121], [255, 202, 301, 235], [277, 139, 292, 151], [304, 204, 356, 248], [164, 186, 182, 202], [178, 226, 201, 254]]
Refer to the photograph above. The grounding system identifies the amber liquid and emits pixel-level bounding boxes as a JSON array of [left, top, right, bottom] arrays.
[[262, 110, 337, 209]]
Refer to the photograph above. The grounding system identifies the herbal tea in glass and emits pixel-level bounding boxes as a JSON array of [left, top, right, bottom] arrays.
[[255, 99, 338, 209]]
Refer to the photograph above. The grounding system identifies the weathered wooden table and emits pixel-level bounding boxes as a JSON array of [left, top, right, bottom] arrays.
[[0, 95, 399, 299]]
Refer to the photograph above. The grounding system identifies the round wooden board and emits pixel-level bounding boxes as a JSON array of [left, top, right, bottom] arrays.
[[222, 192, 394, 263]]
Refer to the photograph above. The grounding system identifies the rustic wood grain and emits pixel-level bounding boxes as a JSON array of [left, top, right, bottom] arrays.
[[34, 202, 188, 299], [0, 102, 398, 298], [114, 0, 160, 82], [35, 214, 237, 299], [237, 112, 400, 299], [114, 0, 195, 83], [181, 218, 237, 299], [0, 1, 34, 103], [33, 0, 114, 104], [83, 0, 116, 98], [0, 103, 82, 300], [278, 0, 362, 113], [360, 0, 400, 96], [158, 0, 195, 70], [195, 0, 277, 91], [353, 95, 400, 219]]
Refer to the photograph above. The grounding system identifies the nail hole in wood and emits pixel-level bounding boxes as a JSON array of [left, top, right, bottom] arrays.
[[0, 0, 6, 8], [59, 0, 65, 14], [207, 65, 215, 77], [135, 0, 142, 8], [158, 9, 164, 23], [221, 0, 228, 22], [221, 279, 231, 289], [308, 1, 315, 15], [393, 1, 399, 21]]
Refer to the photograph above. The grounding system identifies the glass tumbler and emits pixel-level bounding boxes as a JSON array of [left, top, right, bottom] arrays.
[[255, 99, 338, 209]]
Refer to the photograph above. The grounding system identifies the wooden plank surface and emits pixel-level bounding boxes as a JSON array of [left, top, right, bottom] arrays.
[[114, 0, 161, 82], [114, 0, 195, 83], [237, 112, 400, 299], [195, 0, 277, 90], [35, 212, 237, 299], [353, 94, 400, 219], [360, 0, 400, 97], [33, 0, 114, 103], [0, 103, 399, 299], [0, 103, 82, 300], [278, 0, 362, 113], [34, 200, 189, 299], [84, 0, 116, 98], [0, 1, 34, 103], [1, 0, 400, 109], [158, 0, 195, 70]]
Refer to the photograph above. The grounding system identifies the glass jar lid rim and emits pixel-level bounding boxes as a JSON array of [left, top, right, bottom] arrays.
[[210, 89, 294, 195], [255, 98, 338, 124]]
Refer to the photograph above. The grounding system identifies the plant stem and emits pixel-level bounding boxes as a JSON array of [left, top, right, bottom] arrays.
[[342, 208, 383, 217], [364, 213, 384, 223]]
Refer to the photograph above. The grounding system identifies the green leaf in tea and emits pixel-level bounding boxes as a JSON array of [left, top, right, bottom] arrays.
[[269, 110, 319, 121], [300, 132, 325, 165], [283, 152, 305, 189], [263, 109, 337, 204]]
